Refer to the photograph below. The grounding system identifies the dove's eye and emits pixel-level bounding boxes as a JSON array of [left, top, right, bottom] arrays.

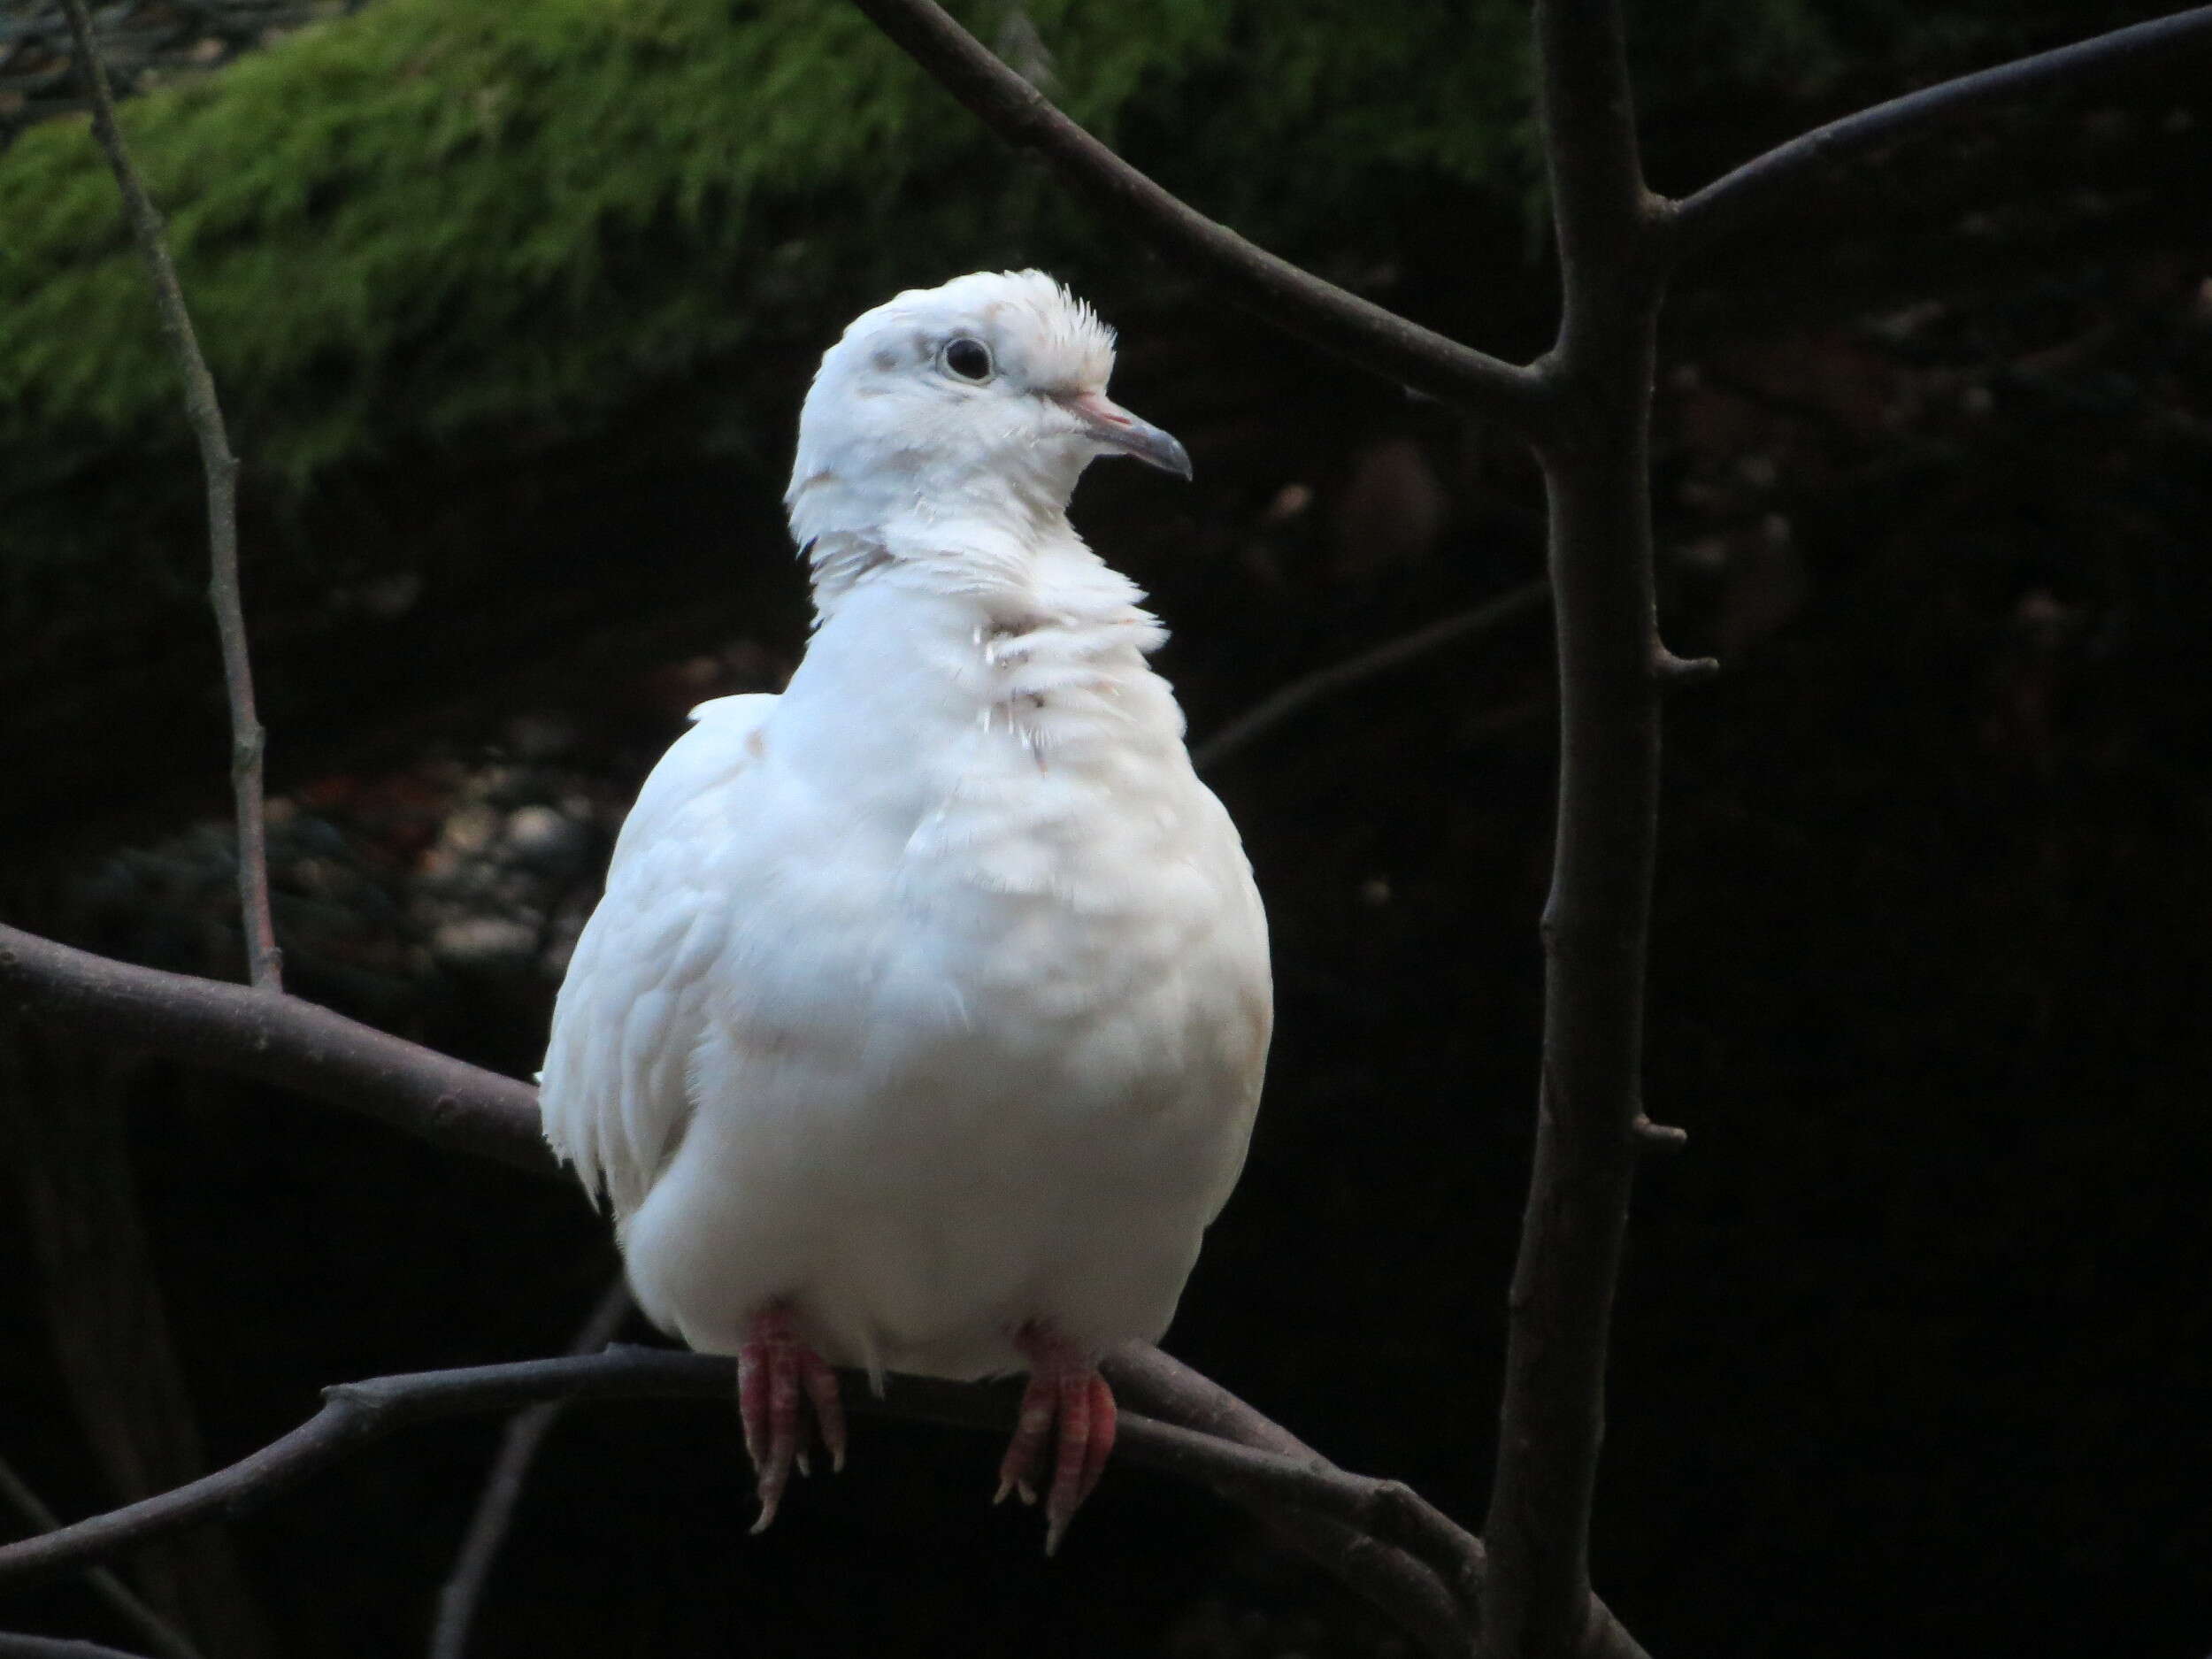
[[941, 338, 994, 382]]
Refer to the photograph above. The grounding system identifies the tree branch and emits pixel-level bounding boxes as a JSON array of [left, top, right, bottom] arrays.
[[426, 1278, 634, 1659], [1109, 1346, 1479, 1609], [0, 1348, 1471, 1654], [1664, 5, 2212, 266], [843, 0, 1555, 436], [1536, 0, 1660, 359], [58, 0, 280, 991], [0, 925, 546, 1178], [1188, 581, 1552, 775], [1103, 1345, 1473, 1652], [0, 1457, 201, 1659], [1476, 4, 1665, 1656]]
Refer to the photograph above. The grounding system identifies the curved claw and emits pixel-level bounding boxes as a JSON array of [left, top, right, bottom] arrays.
[[737, 1304, 847, 1532], [995, 1326, 1118, 1555]]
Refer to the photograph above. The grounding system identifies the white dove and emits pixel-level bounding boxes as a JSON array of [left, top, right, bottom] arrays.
[[539, 270, 1271, 1553]]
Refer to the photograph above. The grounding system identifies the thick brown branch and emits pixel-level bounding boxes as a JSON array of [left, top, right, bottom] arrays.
[[1189, 582, 1552, 775], [844, 0, 1554, 436], [1479, 4, 1665, 1656], [58, 0, 280, 991], [0, 924, 547, 1177], [1113, 1349, 1632, 1659], [1108, 1345, 1478, 1652], [1665, 5, 2212, 266]]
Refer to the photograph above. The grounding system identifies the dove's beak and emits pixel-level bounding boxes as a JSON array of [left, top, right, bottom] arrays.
[[1060, 391, 1194, 481]]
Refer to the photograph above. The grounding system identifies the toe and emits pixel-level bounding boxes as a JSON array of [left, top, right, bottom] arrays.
[[996, 1369, 1056, 1506], [799, 1347, 848, 1474], [1041, 1367, 1094, 1556], [737, 1339, 771, 1471], [749, 1337, 803, 1532], [1075, 1373, 1116, 1509]]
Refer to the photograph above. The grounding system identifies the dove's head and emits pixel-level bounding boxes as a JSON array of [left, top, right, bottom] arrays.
[[785, 270, 1189, 554]]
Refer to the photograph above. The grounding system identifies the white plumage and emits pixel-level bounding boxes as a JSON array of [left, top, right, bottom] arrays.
[[539, 271, 1271, 1546]]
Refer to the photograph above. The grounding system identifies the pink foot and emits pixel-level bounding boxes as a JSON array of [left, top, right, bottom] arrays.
[[736, 1303, 847, 1532], [994, 1325, 1117, 1555]]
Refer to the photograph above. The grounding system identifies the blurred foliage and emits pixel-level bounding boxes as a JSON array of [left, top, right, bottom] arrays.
[[0, 0, 2183, 607]]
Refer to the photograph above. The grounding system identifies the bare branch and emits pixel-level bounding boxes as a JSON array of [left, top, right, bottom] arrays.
[[1534, 0, 1659, 355], [1106, 1345, 1475, 1653], [58, 0, 280, 991], [844, 0, 1555, 436], [1477, 3, 1667, 1655], [0, 1456, 202, 1659], [1109, 1346, 1477, 1586], [1189, 582, 1551, 775], [1109, 1348, 1647, 1659], [0, 1347, 1473, 1658], [426, 1278, 634, 1659], [1665, 5, 2212, 267], [0, 924, 547, 1177]]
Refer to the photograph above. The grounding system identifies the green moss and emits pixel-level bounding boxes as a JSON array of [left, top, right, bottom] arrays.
[[0, 0, 2169, 599]]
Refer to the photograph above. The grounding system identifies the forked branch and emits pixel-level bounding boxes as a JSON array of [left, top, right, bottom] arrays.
[[1477, 3, 1666, 1655], [845, 0, 1556, 436]]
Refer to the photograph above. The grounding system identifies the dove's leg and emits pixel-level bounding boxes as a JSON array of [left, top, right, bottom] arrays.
[[995, 1324, 1118, 1555], [737, 1302, 847, 1532]]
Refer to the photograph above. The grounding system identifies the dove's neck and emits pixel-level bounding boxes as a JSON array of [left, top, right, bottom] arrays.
[[772, 501, 1185, 789], [789, 444, 1105, 619]]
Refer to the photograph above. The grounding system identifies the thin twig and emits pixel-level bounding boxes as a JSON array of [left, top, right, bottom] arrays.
[[1189, 581, 1551, 775], [844, 0, 1555, 436], [1664, 5, 2212, 266], [58, 0, 280, 991], [426, 1278, 634, 1659], [0, 1456, 203, 1659]]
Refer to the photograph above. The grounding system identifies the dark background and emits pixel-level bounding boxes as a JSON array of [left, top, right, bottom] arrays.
[[2, 2, 2208, 1655]]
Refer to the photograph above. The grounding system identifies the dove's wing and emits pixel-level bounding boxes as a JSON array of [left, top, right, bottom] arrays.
[[540, 693, 776, 1215]]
